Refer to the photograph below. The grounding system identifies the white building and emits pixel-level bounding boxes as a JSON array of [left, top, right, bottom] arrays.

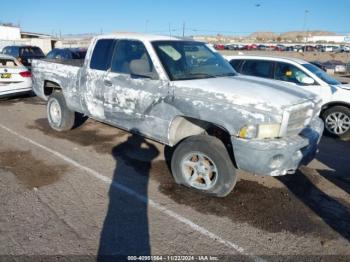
[[0, 25, 21, 40], [306, 35, 350, 43], [0, 24, 59, 54]]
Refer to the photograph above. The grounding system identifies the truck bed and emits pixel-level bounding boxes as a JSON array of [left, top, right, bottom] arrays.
[[31, 58, 82, 101]]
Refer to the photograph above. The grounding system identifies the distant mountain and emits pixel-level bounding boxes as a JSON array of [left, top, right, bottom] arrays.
[[248, 32, 278, 40]]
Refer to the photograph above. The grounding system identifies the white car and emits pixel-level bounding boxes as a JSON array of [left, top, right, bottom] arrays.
[[226, 55, 350, 139], [0, 54, 32, 97]]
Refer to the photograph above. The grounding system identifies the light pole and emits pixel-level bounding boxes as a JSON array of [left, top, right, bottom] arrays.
[[303, 10, 309, 49]]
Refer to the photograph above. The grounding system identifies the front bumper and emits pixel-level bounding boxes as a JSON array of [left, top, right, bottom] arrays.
[[231, 117, 324, 176]]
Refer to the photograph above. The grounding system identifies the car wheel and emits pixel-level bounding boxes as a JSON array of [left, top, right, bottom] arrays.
[[322, 106, 350, 139], [47, 91, 75, 131], [171, 135, 237, 197]]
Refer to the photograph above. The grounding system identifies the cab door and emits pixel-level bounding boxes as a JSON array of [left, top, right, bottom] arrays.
[[103, 40, 170, 138], [80, 39, 116, 120]]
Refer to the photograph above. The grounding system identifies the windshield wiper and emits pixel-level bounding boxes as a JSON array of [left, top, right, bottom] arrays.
[[177, 73, 216, 80], [214, 72, 236, 77]]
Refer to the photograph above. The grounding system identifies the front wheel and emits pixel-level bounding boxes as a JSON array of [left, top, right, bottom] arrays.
[[47, 91, 75, 131], [322, 106, 350, 139], [171, 135, 237, 197]]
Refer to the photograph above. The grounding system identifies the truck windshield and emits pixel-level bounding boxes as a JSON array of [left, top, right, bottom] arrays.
[[152, 41, 236, 80], [303, 63, 341, 85]]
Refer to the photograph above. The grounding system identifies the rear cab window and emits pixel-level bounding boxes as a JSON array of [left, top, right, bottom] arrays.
[[90, 39, 116, 71], [241, 60, 274, 79]]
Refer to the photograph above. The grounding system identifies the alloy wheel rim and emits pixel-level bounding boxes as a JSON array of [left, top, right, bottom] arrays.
[[325, 112, 350, 135], [181, 152, 218, 190], [49, 99, 62, 126]]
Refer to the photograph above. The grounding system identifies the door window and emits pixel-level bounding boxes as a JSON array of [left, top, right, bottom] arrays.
[[241, 60, 273, 78], [274, 62, 313, 85], [111, 40, 156, 78]]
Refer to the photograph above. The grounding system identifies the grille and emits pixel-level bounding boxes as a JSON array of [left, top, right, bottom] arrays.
[[280, 102, 314, 136]]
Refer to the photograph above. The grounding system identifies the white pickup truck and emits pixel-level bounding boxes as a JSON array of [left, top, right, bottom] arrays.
[[31, 33, 323, 197]]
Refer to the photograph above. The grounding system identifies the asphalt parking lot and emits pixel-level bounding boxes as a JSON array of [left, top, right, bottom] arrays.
[[0, 95, 349, 261]]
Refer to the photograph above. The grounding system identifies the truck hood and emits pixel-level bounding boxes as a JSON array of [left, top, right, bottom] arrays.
[[173, 75, 317, 112]]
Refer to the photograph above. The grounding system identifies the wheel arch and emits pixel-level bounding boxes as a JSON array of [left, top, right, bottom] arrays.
[[43, 80, 62, 97], [168, 116, 233, 147], [321, 101, 350, 116]]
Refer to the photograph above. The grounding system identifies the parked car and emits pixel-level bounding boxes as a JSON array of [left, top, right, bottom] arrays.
[[304, 45, 316, 52], [226, 55, 350, 139], [224, 44, 236, 50], [322, 46, 336, 52], [315, 45, 324, 52], [257, 44, 267, 51], [246, 44, 257, 50], [1, 45, 45, 68], [31, 33, 323, 197], [293, 45, 303, 52], [214, 44, 225, 50], [46, 48, 87, 60], [0, 54, 32, 97], [274, 45, 286, 51], [323, 60, 347, 74], [285, 46, 294, 52]]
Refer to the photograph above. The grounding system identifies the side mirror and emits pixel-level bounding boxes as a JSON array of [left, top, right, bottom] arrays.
[[129, 59, 156, 79], [300, 76, 315, 85]]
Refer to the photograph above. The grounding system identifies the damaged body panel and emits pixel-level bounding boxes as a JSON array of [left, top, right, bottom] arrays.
[[32, 33, 323, 179]]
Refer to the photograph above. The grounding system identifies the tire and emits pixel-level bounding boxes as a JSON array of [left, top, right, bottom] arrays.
[[171, 135, 237, 197], [47, 91, 75, 131], [322, 106, 350, 139]]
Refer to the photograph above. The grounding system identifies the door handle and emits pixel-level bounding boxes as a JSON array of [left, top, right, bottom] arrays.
[[104, 80, 112, 87]]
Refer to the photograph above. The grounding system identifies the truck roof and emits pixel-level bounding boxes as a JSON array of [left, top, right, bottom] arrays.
[[95, 32, 183, 42]]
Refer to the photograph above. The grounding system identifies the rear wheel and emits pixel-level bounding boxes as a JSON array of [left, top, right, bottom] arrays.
[[47, 91, 75, 131], [322, 106, 350, 139], [171, 135, 237, 197]]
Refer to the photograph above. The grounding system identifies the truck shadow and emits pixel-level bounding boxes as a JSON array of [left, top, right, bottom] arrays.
[[277, 170, 350, 242], [315, 137, 350, 195], [97, 133, 159, 261], [155, 146, 350, 241]]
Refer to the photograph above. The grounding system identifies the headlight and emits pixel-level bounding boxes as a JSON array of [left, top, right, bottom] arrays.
[[239, 123, 281, 139]]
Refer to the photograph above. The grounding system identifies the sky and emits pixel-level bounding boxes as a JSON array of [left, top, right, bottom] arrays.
[[1, 0, 350, 36]]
